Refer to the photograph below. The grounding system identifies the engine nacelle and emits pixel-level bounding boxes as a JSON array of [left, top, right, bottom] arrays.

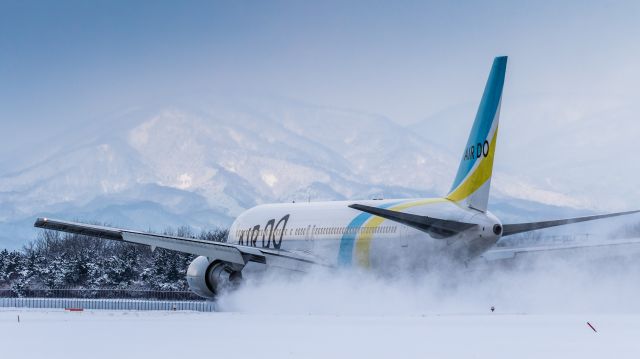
[[186, 256, 243, 299]]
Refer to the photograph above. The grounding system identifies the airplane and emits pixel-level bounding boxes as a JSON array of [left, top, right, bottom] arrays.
[[34, 56, 640, 299]]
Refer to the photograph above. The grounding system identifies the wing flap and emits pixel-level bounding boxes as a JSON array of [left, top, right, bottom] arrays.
[[121, 232, 245, 264]]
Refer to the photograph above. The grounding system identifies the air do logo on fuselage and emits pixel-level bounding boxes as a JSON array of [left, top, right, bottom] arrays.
[[237, 214, 290, 249], [463, 140, 490, 161]]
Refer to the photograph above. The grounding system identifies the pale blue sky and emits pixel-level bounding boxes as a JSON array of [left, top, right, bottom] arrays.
[[1, 0, 639, 153]]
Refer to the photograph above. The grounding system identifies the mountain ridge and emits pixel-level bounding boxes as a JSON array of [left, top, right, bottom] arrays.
[[0, 97, 594, 249]]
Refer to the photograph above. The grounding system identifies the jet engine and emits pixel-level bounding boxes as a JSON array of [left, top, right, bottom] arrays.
[[186, 256, 243, 299]]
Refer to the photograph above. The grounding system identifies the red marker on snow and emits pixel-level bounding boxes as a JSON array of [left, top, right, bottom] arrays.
[[587, 322, 597, 333]]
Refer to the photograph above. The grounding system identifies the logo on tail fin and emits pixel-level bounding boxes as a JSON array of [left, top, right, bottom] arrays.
[[463, 141, 490, 161]]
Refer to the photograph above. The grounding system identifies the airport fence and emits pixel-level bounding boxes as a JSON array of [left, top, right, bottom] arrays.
[[0, 288, 215, 312], [0, 288, 203, 300]]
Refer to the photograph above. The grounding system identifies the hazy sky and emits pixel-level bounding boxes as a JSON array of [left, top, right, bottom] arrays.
[[1, 0, 639, 153]]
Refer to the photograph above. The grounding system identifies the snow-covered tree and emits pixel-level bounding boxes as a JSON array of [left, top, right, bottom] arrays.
[[0, 225, 228, 293]]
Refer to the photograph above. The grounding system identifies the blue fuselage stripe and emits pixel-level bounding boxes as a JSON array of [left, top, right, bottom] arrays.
[[337, 202, 400, 266]]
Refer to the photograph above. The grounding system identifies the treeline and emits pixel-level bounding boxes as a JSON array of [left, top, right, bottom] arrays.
[[0, 226, 227, 295]]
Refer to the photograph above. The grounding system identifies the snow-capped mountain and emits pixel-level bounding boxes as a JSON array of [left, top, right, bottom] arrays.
[[0, 96, 593, 249]]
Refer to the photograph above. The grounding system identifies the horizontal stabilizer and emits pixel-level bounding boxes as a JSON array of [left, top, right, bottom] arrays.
[[349, 204, 477, 239], [502, 210, 640, 237]]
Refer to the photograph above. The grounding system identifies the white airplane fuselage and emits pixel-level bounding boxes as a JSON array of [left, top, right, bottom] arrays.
[[228, 198, 502, 270]]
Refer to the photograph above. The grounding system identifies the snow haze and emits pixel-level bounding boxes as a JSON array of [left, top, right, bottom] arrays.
[[218, 246, 640, 316], [3, 246, 640, 358]]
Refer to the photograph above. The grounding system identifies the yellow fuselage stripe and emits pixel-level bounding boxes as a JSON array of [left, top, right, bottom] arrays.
[[354, 198, 447, 267]]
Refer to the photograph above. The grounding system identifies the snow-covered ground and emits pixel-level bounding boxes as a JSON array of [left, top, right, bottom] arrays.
[[4, 252, 640, 358], [1, 309, 638, 358]]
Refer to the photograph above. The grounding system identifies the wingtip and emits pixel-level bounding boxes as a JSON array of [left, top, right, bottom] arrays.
[[34, 217, 48, 228]]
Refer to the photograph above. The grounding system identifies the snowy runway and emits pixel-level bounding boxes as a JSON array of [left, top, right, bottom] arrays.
[[2, 309, 639, 359]]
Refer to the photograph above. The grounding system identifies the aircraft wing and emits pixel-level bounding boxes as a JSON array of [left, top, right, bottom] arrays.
[[501, 210, 640, 236], [484, 211, 640, 260], [481, 237, 640, 261], [33, 218, 326, 271]]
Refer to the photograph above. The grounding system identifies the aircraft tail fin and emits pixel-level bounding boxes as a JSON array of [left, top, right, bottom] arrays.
[[446, 56, 507, 212]]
